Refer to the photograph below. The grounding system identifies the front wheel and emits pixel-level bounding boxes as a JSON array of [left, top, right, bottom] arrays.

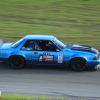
[[71, 58, 87, 71], [9, 56, 25, 69]]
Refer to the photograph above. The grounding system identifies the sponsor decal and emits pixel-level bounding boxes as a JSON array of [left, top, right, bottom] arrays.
[[0, 91, 2, 99], [39, 53, 54, 62], [58, 54, 63, 63], [39, 55, 43, 61]]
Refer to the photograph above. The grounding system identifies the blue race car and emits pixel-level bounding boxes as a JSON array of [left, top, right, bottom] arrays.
[[0, 35, 100, 71]]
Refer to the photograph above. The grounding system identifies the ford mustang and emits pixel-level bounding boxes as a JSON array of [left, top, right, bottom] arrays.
[[0, 35, 100, 71]]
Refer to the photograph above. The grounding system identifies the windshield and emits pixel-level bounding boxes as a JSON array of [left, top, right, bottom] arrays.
[[0, 39, 3, 46], [11, 38, 24, 48], [53, 37, 66, 50]]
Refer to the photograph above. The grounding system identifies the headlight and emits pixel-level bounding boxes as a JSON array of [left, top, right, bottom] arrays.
[[93, 54, 99, 60]]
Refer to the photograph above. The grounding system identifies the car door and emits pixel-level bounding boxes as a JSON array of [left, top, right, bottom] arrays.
[[20, 40, 34, 64], [32, 40, 64, 65]]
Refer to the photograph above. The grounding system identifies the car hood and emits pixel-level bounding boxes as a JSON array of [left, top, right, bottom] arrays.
[[66, 44, 99, 55], [0, 42, 13, 49]]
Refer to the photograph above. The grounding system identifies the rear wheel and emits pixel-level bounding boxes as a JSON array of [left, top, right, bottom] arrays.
[[9, 56, 25, 69], [71, 58, 87, 71]]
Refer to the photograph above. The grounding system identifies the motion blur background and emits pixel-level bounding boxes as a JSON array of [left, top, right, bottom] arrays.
[[0, 0, 100, 50]]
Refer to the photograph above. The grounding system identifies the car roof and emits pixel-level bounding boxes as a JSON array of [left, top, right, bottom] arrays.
[[25, 35, 55, 41]]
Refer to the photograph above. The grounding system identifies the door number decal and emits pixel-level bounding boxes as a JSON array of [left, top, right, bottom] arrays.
[[39, 53, 54, 61]]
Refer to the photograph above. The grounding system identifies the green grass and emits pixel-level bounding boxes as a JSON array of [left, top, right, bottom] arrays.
[[1, 94, 86, 100], [0, 0, 100, 50]]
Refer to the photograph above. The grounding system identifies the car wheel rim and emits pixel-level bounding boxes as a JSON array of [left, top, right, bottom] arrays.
[[12, 57, 22, 67], [74, 60, 83, 69]]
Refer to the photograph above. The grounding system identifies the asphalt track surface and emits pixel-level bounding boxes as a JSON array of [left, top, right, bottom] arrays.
[[0, 63, 100, 100]]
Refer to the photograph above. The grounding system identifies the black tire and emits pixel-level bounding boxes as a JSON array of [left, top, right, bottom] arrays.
[[9, 56, 25, 69], [71, 58, 87, 71]]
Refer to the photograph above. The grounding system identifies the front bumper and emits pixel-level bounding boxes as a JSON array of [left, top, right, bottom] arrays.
[[94, 55, 100, 69], [94, 63, 100, 69], [88, 63, 100, 69], [88, 56, 100, 69]]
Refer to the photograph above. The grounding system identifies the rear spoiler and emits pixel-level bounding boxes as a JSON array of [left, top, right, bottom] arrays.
[[0, 39, 3, 46]]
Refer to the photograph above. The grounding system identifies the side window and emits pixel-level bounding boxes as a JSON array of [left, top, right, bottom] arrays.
[[21, 40, 34, 51], [35, 40, 59, 51]]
